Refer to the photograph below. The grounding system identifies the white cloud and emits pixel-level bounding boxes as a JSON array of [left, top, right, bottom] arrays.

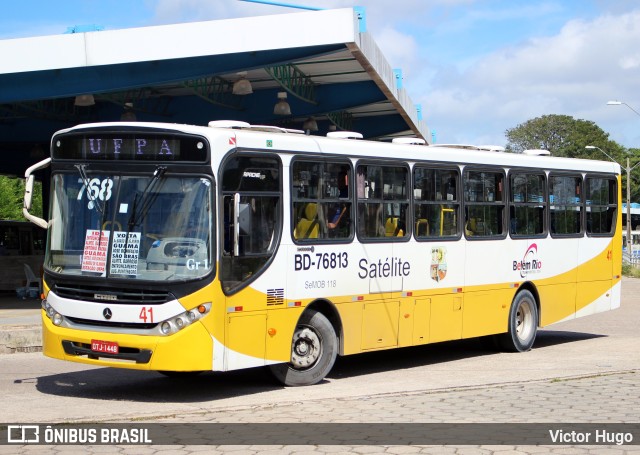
[[374, 27, 420, 76], [619, 54, 640, 69], [421, 10, 640, 147]]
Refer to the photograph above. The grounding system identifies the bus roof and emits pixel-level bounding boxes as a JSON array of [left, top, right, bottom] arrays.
[[56, 121, 621, 175]]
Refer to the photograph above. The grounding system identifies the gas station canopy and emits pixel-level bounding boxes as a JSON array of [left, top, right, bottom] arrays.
[[0, 7, 430, 174]]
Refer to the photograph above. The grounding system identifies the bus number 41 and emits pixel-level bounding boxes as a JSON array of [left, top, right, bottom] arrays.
[[139, 307, 154, 323]]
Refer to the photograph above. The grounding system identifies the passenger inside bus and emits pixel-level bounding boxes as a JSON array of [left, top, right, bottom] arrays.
[[327, 169, 349, 231], [327, 205, 347, 230]]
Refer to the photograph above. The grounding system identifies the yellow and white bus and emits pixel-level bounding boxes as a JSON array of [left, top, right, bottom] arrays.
[[24, 121, 621, 386]]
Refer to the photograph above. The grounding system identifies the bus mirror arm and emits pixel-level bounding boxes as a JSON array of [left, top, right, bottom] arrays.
[[23, 157, 51, 229]]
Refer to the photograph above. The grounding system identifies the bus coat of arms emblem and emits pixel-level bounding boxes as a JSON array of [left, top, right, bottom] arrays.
[[430, 247, 447, 282]]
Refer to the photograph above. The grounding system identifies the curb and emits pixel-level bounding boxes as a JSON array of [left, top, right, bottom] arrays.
[[0, 325, 42, 354]]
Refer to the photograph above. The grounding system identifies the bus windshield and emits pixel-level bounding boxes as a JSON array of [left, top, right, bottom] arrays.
[[46, 171, 213, 282]]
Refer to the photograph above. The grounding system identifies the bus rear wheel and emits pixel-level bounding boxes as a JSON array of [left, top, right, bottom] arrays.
[[498, 290, 538, 352], [269, 310, 338, 386]]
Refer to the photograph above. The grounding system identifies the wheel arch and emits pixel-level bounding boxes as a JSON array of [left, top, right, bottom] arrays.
[[516, 281, 541, 327], [302, 299, 343, 353], [269, 299, 341, 386]]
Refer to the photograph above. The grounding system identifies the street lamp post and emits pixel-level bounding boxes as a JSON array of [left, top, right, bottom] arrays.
[[606, 100, 640, 257], [585, 145, 640, 256], [607, 100, 640, 116]]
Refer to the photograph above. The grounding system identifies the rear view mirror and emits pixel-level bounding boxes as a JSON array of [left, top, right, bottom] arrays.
[[23, 157, 51, 229]]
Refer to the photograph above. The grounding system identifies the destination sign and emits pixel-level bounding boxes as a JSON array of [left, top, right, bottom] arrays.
[[53, 133, 209, 162]]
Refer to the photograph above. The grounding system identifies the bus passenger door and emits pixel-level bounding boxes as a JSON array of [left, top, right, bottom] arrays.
[[219, 154, 282, 369]]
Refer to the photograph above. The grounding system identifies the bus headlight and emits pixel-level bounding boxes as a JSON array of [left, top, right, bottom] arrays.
[[160, 322, 171, 335], [157, 303, 210, 336], [42, 299, 65, 326]]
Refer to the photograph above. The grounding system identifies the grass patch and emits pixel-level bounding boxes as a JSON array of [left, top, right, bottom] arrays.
[[622, 263, 640, 278]]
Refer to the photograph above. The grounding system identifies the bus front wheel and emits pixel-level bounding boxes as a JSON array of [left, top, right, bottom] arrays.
[[498, 290, 538, 352], [269, 310, 338, 386]]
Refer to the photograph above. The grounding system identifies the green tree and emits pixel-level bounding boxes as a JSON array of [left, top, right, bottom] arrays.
[[504, 114, 622, 157], [0, 175, 42, 220], [621, 147, 640, 207], [505, 114, 573, 154]]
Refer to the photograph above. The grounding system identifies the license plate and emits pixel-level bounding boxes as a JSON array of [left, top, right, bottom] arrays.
[[91, 339, 119, 355]]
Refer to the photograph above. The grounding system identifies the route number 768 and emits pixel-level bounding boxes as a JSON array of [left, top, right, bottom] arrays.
[[77, 177, 114, 208]]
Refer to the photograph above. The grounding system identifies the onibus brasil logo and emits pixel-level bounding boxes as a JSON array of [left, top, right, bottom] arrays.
[[513, 243, 542, 278]]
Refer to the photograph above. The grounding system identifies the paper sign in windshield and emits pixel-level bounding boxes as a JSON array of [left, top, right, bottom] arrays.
[[110, 231, 141, 276], [81, 230, 110, 274]]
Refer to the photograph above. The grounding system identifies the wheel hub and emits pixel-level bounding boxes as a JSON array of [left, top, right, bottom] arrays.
[[515, 304, 533, 340], [290, 326, 321, 369]]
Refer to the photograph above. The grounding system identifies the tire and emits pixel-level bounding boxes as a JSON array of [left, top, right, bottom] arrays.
[[269, 310, 338, 386], [498, 290, 538, 352]]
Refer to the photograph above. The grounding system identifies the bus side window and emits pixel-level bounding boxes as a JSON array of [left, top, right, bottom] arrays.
[[291, 159, 352, 242], [586, 175, 617, 236], [464, 169, 506, 238], [509, 172, 546, 238], [357, 164, 408, 240], [549, 174, 582, 236], [414, 166, 459, 239]]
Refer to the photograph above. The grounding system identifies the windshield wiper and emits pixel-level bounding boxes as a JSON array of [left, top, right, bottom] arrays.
[[75, 164, 104, 214], [127, 166, 167, 230], [75, 164, 111, 263], [124, 166, 167, 258]]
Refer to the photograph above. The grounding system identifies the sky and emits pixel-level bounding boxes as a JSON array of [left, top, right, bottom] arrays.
[[1, 0, 640, 149]]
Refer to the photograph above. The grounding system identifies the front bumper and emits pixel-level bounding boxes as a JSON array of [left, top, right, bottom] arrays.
[[42, 311, 213, 371]]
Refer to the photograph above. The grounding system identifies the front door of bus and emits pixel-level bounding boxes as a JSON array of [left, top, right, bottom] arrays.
[[219, 153, 282, 370]]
